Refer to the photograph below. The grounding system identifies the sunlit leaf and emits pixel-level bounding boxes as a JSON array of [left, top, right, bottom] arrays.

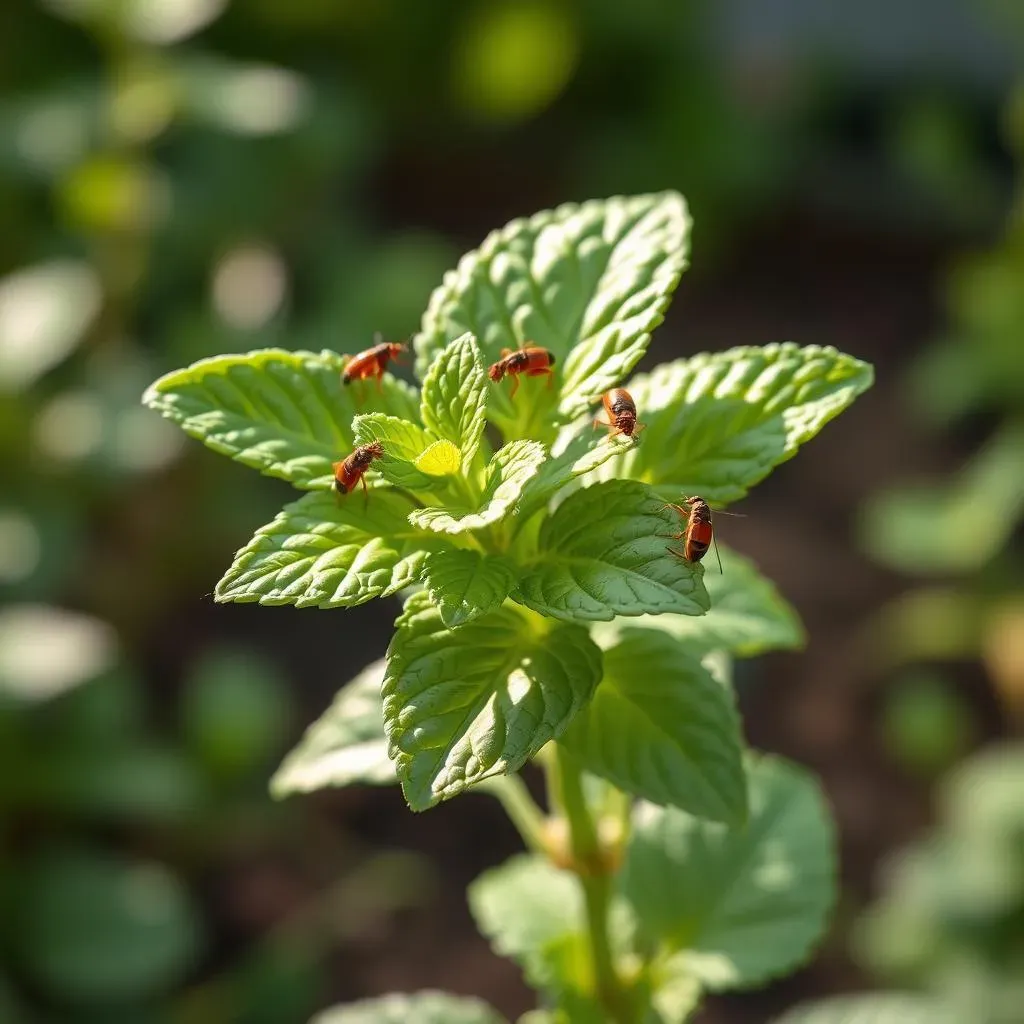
[[271, 659, 395, 796], [419, 332, 489, 468], [592, 344, 873, 503], [514, 481, 709, 621], [383, 592, 601, 810], [143, 348, 419, 489], [771, 993, 957, 1024], [421, 549, 516, 628], [352, 412, 440, 491], [311, 991, 506, 1024], [410, 440, 545, 534], [414, 193, 690, 435], [622, 755, 836, 989], [214, 491, 427, 608]]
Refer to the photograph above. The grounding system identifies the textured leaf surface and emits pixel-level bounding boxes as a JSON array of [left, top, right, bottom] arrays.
[[271, 659, 394, 796], [215, 491, 426, 608], [771, 994, 957, 1024], [415, 439, 462, 476], [422, 549, 516, 628], [143, 348, 419, 489], [593, 547, 804, 657], [352, 413, 439, 491], [383, 592, 601, 810], [414, 193, 690, 432], [592, 344, 873, 503], [311, 991, 506, 1024], [420, 332, 489, 468], [468, 855, 582, 990], [560, 630, 747, 824], [621, 756, 836, 990], [410, 440, 545, 535], [514, 481, 709, 621]]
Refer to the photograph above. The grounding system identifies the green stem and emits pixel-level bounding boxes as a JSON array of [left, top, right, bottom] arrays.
[[478, 775, 548, 855], [550, 746, 631, 1023]]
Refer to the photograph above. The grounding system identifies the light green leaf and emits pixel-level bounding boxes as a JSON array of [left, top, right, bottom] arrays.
[[416, 439, 462, 476], [560, 630, 747, 824], [270, 658, 395, 796], [468, 855, 582, 991], [514, 480, 709, 621], [414, 193, 690, 433], [214, 491, 427, 608], [422, 549, 516, 628], [143, 348, 419, 489], [621, 755, 836, 991], [593, 546, 804, 657], [410, 440, 546, 535], [310, 991, 506, 1024], [646, 956, 703, 1024], [771, 993, 957, 1024], [420, 332, 489, 468], [592, 344, 873, 503], [352, 413, 440, 491], [383, 592, 601, 810]]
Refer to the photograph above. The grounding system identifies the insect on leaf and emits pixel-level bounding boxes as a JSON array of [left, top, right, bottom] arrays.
[[143, 348, 419, 489], [514, 480, 710, 621]]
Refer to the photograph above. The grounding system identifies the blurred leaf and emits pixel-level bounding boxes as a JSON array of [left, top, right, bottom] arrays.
[[271, 658, 395, 796], [860, 422, 1024, 574], [409, 440, 546, 534], [419, 333, 489, 469], [0, 605, 117, 703], [214, 491, 427, 609], [181, 646, 291, 779], [383, 591, 601, 810], [18, 850, 201, 1004], [559, 630, 747, 824], [982, 597, 1024, 717], [772, 993, 957, 1024], [622, 756, 836, 990], [43, 0, 228, 45], [311, 991, 506, 1024], [414, 192, 690, 437], [421, 549, 516, 629], [179, 60, 308, 133], [60, 155, 168, 233], [880, 670, 975, 776], [143, 348, 419, 490], [593, 344, 873, 503], [0, 261, 101, 391], [452, 1, 579, 123], [592, 545, 803, 656], [514, 481, 710, 621]]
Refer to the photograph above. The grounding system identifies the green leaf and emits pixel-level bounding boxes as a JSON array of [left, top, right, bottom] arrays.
[[352, 413, 440, 491], [468, 854, 582, 991], [310, 992, 506, 1024], [592, 344, 874, 503], [414, 193, 690, 433], [270, 658, 395, 796], [771, 993, 957, 1024], [621, 755, 836, 990], [514, 481, 709, 621], [142, 348, 419, 489], [420, 332, 489, 468], [422, 549, 516, 628], [416, 439, 462, 476], [592, 546, 804, 657], [559, 630, 747, 824], [215, 491, 426, 609], [383, 591, 601, 810], [410, 440, 546, 535]]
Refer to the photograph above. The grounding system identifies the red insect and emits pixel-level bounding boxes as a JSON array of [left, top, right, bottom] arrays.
[[660, 495, 738, 574], [488, 345, 556, 399], [594, 388, 645, 438], [341, 338, 406, 391], [333, 441, 385, 497]]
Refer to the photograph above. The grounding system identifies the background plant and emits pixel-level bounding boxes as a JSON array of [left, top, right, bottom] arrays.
[[144, 191, 873, 1022]]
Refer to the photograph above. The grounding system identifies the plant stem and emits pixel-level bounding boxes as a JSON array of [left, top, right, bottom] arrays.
[[478, 775, 548, 855], [550, 745, 631, 1023]]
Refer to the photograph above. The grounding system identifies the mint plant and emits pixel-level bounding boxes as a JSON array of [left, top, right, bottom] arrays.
[[143, 192, 873, 1023]]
